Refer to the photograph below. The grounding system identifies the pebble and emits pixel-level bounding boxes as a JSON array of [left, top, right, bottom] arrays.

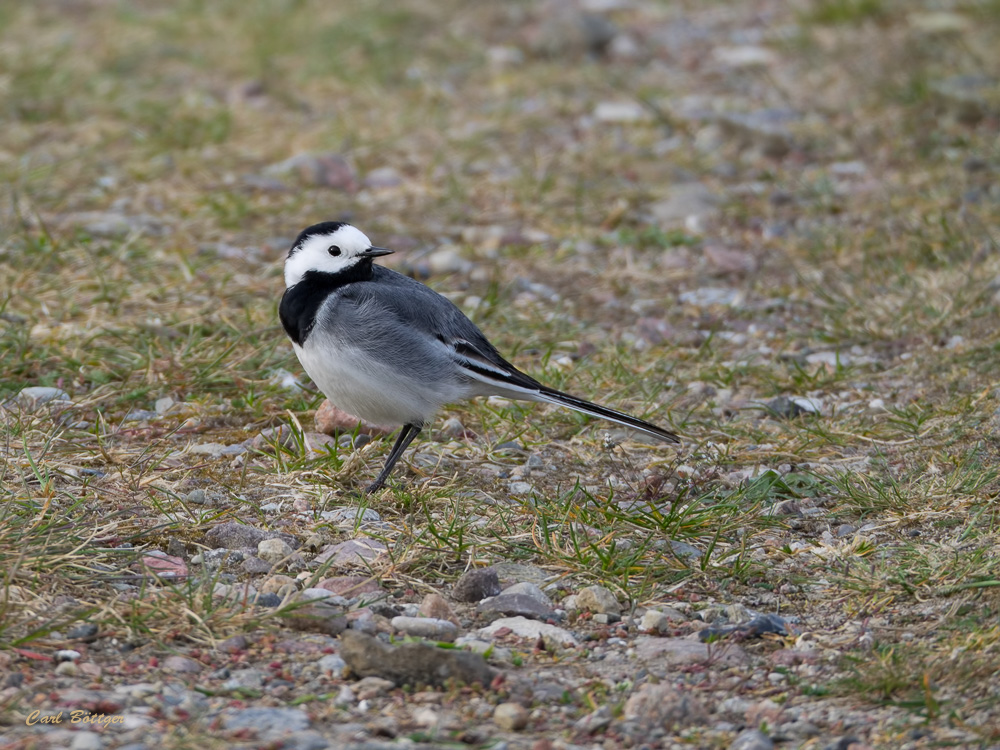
[[313, 538, 388, 568], [478, 616, 579, 648], [70, 732, 104, 750], [452, 567, 502, 602], [339, 630, 495, 687], [13, 386, 71, 411], [493, 702, 529, 731], [257, 538, 294, 564], [679, 287, 741, 307], [317, 653, 348, 678], [729, 728, 775, 750], [418, 592, 459, 624], [477, 593, 554, 621], [639, 608, 685, 633], [315, 400, 392, 436], [623, 682, 709, 730], [427, 246, 471, 274], [263, 152, 357, 191], [221, 706, 311, 734], [575, 585, 621, 615], [593, 101, 649, 123], [713, 45, 778, 68], [66, 623, 100, 641], [648, 183, 720, 228], [162, 655, 202, 673], [439, 416, 467, 438], [391, 616, 459, 642]]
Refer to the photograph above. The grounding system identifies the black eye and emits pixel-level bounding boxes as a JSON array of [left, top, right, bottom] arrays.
[[328, 245, 342, 257]]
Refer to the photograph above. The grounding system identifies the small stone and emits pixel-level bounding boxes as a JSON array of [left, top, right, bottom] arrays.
[[623, 682, 709, 730], [453, 567, 502, 602], [70, 732, 104, 750], [14, 386, 71, 411], [765, 396, 821, 419], [633, 636, 749, 666], [163, 655, 202, 673], [678, 287, 741, 307], [477, 593, 554, 621], [339, 630, 496, 687], [391, 616, 459, 642], [258, 538, 294, 564], [315, 400, 392, 436], [66, 623, 100, 642], [259, 575, 298, 596], [639, 609, 684, 633], [154, 396, 176, 415], [317, 575, 382, 598], [478, 616, 579, 648], [206, 522, 270, 550], [575, 585, 621, 615], [440, 417, 467, 438], [418, 593, 459, 624], [221, 707, 310, 734], [313, 537, 388, 568], [593, 101, 649, 123], [494, 702, 529, 731], [317, 653, 348, 678], [729, 728, 774, 750], [427, 246, 471, 274], [263, 152, 358, 191], [217, 635, 249, 653], [648, 183, 720, 228], [355, 675, 396, 700], [362, 166, 403, 189], [713, 45, 778, 68]]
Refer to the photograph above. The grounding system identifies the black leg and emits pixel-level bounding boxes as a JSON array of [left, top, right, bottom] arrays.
[[365, 423, 422, 493]]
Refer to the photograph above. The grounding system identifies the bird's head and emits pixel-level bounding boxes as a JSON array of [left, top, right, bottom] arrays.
[[284, 222, 393, 287]]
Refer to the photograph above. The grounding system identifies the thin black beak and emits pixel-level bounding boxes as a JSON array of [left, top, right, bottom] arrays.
[[364, 246, 394, 258]]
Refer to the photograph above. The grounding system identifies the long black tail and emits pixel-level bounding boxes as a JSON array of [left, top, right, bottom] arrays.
[[535, 385, 680, 444]]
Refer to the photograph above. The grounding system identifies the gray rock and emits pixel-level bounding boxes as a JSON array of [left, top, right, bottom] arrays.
[[13, 386, 71, 411], [623, 682, 710, 730], [319, 506, 383, 526], [719, 108, 800, 158], [362, 166, 403, 189], [66, 623, 100, 641], [574, 705, 614, 734], [931, 74, 997, 124], [493, 702, 529, 731], [575, 585, 621, 615], [477, 593, 554, 621], [70, 732, 104, 750], [678, 287, 741, 307], [452, 567, 502, 602], [390, 616, 459, 642], [639, 608, 685, 633], [205, 522, 269, 550], [162, 655, 202, 673], [764, 396, 822, 419], [313, 538, 388, 568], [478, 616, 578, 648], [222, 668, 265, 691], [647, 183, 720, 228], [263, 152, 358, 191], [730, 728, 774, 750], [58, 211, 168, 238], [339, 629, 496, 687], [257, 537, 294, 564], [317, 653, 348, 678], [221, 707, 310, 734], [502, 581, 552, 605], [633, 636, 749, 666]]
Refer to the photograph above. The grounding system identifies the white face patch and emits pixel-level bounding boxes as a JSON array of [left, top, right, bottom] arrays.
[[284, 225, 375, 287]]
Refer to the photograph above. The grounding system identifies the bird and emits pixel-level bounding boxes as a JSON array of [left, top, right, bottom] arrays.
[[279, 221, 679, 493]]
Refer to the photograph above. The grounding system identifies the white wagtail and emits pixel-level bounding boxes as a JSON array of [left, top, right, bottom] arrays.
[[280, 222, 679, 493]]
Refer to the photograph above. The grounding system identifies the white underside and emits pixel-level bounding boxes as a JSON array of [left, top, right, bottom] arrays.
[[293, 340, 470, 427]]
